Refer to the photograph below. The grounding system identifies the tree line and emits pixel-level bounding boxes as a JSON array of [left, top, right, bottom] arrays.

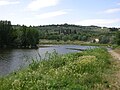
[[0, 20, 120, 48], [0, 20, 39, 48], [37, 24, 119, 44]]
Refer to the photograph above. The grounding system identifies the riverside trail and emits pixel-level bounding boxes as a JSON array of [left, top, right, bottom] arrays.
[[108, 49, 120, 89], [109, 50, 120, 60]]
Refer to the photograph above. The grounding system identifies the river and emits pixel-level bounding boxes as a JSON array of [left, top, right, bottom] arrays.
[[0, 45, 96, 76]]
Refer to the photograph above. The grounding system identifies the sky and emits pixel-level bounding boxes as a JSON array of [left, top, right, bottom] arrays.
[[0, 0, 120, 27]]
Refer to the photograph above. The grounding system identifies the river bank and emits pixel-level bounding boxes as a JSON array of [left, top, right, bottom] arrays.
[[39, 40, 111, 46], [0, 45, 95, 76], [0, 48, 114, 90]]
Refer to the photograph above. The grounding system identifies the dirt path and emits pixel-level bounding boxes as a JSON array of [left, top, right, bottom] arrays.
[[108, 50, 120, 60], [108, 49, 120, 89]]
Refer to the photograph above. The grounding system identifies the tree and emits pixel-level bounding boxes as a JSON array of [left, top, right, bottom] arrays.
[[8, 25, 40, 48], [12, 29, 23, 47], [116, 31, 120, 45], [62, 35, 70, 41], [20, 26, 40, 48], [0, 20, 13, 48], [109, 28, 118, 31], [70, 34, 78, 41], [99, 36, 110, 44], [81, 35, 88, 41]]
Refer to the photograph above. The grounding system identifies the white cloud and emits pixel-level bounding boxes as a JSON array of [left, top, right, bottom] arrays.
[[117, 3, 120, 5], [0, 0, 20, 6], [27, 0, 60, 11], [104, 8, 120, 13], [75, 19, 120, 26], [36, 10, 67, 19]]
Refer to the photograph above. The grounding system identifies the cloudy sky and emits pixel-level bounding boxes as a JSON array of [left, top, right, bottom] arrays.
[[0, 0, 120, 27]]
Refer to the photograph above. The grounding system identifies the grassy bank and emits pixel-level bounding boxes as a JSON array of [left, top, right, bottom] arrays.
[[39, 40, 110, 46], [0, 48, 113, 90]]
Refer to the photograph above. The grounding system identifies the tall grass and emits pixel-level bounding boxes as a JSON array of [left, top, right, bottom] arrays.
[[0, 48, 112, 90]]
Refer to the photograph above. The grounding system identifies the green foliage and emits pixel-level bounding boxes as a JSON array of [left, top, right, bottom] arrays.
[[81, 35, 88, 41], [37, 24, 115, 43], [0, 20, 13, 48], [0, 21, 118, 47], [20, 25, 39, 48], [62, 35, 70, 41], [0, 21, 40, 48], [115, 31, 120, 45], [99, 36, 110, 44], [0, 48, 112, 90], [70, 34, 78, 41], [29, 60, 39, 70]]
